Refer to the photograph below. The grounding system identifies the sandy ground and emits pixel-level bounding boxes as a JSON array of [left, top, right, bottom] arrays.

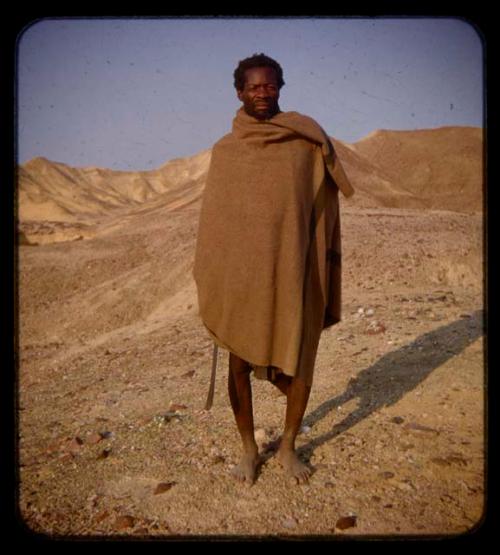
[[17, 191, 485, 539]]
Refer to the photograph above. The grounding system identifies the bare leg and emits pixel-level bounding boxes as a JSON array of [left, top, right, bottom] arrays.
[[276, 375, 312, 483], [228, 352, 260, 484]]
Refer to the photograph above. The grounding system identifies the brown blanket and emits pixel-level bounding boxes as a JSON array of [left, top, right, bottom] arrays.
[[193, 108, 354, 385]]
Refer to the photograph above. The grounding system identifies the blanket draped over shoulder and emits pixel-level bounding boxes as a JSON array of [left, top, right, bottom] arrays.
[[193, 108, 354, 385]]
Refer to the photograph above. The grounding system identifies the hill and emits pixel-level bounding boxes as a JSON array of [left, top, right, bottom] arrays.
[[17, 127, 482, 229]]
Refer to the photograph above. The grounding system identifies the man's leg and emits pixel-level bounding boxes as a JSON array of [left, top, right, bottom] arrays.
[[228, 352, 260, 484], [276, 375, 312, 483]]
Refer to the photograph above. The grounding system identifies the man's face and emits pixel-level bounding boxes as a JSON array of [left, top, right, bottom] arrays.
[[237, 66, 280, 120]]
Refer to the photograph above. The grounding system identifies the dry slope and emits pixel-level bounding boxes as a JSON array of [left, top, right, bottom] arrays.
[[17, 126, 485, 538]]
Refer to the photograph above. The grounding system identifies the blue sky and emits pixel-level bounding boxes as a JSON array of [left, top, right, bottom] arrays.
[[17, 17, 484, 170]]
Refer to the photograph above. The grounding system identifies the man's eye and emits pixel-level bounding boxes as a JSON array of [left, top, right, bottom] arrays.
[[248, 85, 277, 92]]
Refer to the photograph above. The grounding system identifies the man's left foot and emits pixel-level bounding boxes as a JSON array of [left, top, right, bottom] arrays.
[[276, 447, 312, 484]]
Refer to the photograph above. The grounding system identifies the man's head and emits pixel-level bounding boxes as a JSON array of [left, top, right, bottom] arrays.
[[233, 53, 285, 120]]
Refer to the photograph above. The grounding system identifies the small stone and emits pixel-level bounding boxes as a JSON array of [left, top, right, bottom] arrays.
[[365, 308, 375, 317], [282, 517, 298, 529], [115, 515, 136, 530], [97, 448, 111, 460], [336, 515, 357, 530], [365, 320, 386, 335], [154, 482, 176, 494], [181, 370, 195, 378], [396, 481, 415, 492], [66, 437, 83, 454], [161, 411, 183, 423], [300, 425, 312, 434], [94, 510, 109, 523], [379, 471, 395, 479], [87, 432, 103, 445], [390, 416, 405, 425], [168, 403, 187, 412]]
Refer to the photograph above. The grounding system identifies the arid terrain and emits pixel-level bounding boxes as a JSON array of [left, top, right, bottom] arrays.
[[17, 126, 485, 539]]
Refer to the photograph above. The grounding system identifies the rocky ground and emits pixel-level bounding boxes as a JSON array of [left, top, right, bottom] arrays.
[[17, 201, 485, 539]]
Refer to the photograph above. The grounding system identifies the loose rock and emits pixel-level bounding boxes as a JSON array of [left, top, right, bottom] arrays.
[[97, 448, 111, 460], [390, 416, 405, 425], [168, 403, 188, 412], [154, 482, 176, 494], [115, 515, 136, 530], [365, 320, 386, 335], [336, 515, 357, 530], [87, 432, 103, 445], [282, 516, 298, 529]]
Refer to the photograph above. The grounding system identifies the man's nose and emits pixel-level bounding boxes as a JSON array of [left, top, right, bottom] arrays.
[[255, 89, 270, 98]]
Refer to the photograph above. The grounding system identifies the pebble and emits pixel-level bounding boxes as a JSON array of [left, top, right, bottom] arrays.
[[282, 517, 298, 529], [97, 448, 112, 460], [94, 510, 109, 523], [154, 482, 176, 494], [87, 432, 103, 445], [365, 320, 386, 335], [66, 437, 83, 454], [336, 515, 357, 530], [390, 416, 405, 425], [168, 403, 188, 412], [115, 515, 136, 530]]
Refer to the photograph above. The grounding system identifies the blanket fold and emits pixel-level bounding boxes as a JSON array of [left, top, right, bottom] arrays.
[[193, 108, 353, 385]]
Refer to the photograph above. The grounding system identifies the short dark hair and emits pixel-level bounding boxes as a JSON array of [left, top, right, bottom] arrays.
[[233, 53, 285, 91]]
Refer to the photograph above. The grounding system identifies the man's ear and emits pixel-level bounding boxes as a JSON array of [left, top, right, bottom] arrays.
[[236, 89, 244, 101]]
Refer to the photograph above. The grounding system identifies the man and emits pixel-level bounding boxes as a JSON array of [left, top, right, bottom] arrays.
[[193, 53, 354, 485]]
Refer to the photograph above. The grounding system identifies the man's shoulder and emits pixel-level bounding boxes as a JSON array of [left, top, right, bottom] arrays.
[[278, 111, 323, 130], [275, 111, 330, 148]]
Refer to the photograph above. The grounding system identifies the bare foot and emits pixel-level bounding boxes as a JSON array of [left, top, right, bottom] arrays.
[[276, 448, 312, 484], [230, 451, 260, 485]]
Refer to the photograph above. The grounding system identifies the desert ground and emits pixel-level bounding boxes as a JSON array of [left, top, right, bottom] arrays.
[[17, 126, 485, 539]]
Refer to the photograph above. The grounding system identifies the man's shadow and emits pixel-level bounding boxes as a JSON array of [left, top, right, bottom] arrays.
[[300, 309, 484, 458]]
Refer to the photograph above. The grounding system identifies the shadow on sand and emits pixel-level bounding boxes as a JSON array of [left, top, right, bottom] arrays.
[[300, 309, 484, 458]]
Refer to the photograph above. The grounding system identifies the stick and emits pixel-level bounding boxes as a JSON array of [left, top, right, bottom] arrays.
[[205, 342, 218, 410]]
